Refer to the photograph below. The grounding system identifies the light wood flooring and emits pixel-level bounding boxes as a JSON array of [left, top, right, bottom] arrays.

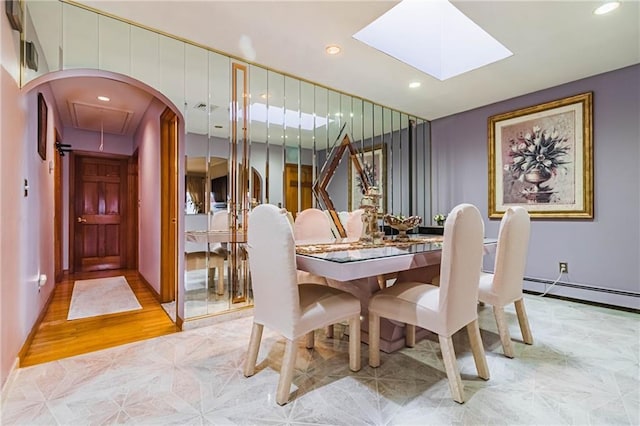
[[20, 269, 179, 367]]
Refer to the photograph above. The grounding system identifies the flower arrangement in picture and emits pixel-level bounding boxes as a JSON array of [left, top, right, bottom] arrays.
[[433, 213, 446, 226], [356, 161, 377, 195], [507, 126, 570, 178], [506, 126, 570, 202]]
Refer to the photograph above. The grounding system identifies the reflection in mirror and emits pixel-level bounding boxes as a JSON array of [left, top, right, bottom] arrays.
[[267, 71, 285, 209]]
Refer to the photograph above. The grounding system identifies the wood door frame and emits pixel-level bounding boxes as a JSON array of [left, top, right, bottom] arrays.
[[128, 150, 139, 269], [54, 129, 63, 282], [160, 107, 178, 303], [69, 150, 134, 273]]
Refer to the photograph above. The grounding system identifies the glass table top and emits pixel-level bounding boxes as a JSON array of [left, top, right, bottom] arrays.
[[296, 235, 497, 264]]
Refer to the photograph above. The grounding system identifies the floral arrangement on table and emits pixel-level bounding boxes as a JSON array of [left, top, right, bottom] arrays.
[[433, 213, 446, 226]]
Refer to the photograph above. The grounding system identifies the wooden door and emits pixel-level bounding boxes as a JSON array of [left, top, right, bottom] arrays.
[[285, 164, 313, 213], [73, 155, 128, 272]]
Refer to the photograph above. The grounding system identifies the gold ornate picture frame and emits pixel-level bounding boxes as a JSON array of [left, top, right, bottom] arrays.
[[488, 92, 593, 219]]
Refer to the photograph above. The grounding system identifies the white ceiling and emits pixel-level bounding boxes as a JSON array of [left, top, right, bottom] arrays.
[[73, 0, 640, 121]]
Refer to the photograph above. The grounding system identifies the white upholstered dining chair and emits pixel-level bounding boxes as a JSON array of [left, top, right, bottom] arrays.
[[478, 206, 533, 358], [344, 209, 365, 239], [368, 203, 489, 403], [292, 208, 334, 286], [243, 204, 361, 405]]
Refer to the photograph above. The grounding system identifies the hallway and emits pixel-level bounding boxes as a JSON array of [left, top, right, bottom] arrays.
[[20, 270, 178, 367]]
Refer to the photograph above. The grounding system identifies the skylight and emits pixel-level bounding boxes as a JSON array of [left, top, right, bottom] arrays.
[[249, 103, 330, 130], [353, 0, 512, 81]]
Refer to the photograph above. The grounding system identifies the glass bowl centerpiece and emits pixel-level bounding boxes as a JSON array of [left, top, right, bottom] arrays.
[[383, 214, 422, 241]]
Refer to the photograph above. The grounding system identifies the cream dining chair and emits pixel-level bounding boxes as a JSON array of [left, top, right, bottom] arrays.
[[478, 206, 533, 358], [292, 208, 334, 286], [243, 204, 361, 405], [368, 203, 489, 404], [344, 209, 365, 239]]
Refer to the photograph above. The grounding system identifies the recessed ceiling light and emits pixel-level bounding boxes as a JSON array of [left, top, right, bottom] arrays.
[[97, 96, 110, 102], [325, 45, 341, 55], [594, 2, 620, 15], [260, 93, 270, 99], [409, 82, 421, 88]]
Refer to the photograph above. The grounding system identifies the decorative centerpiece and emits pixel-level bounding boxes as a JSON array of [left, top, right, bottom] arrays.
[[384, 214, 422, 241], [359, 187, 384, 245]]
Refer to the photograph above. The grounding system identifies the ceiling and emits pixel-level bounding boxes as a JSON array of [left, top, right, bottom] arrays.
[[71, 0, 639, 121], [49, 77, 153, 136]]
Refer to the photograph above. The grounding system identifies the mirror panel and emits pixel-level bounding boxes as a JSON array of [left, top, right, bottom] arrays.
[[267, 70, 285, 208], [62, 3, 98, 70], [25, 1, 61, 80], [158, 35, 185, 116], [284, 76, 301, 213], [130, 26, 160, 89], [98, 15, 130, 75]]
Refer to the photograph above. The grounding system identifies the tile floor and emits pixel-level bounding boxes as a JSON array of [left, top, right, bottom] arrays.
[[2, 294, 638, 425]]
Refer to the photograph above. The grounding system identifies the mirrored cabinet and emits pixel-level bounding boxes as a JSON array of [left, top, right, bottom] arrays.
[[23, 0, 432, 323]]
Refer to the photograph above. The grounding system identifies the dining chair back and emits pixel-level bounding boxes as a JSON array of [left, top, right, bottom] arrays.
[[244, 204, 361, 405], [293, 208, 335, 242], [368, 203, 489, 403], [478, 206, 533, 358], [345, 209, 365, 239]]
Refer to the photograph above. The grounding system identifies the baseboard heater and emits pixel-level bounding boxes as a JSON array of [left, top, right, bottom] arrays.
[[523, 276, 640, 298]]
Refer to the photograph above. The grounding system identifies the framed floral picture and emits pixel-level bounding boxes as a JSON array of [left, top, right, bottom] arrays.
[[37, 93, 48, 161], [348, 144, 386, 213], [488, 92, 593, 219]]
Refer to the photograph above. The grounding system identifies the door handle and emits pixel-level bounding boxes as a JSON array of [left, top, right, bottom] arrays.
[[77, 217, 87, 223]]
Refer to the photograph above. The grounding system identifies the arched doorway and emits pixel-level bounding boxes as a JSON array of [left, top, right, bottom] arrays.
[[22, 69, 185, 322]]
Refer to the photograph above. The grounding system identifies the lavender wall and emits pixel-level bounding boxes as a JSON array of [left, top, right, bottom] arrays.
[[134, 99, 165, 293], [1, 8, 26, 389], [431, 64, 640, 308], [1, 16, 64, 386]]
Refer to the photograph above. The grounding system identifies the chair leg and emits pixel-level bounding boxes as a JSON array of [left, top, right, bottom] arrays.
[[493, 306, 514, 358], [349, 315, 361, 372], [405, 324, 416, 348], [244, 322, 263, 377], [466, 319, 490, 380], [325, 325, 334, 338], [514, 298, 533, 345], [276, 338, 298, 406], [217, 266, 225, 295], [438, 334, 464, 404], [368, 312, 380, 367], [305, 331, 315, 349]]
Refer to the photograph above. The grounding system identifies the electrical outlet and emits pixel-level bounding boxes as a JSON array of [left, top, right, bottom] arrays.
[[559, 262, 568, 273]]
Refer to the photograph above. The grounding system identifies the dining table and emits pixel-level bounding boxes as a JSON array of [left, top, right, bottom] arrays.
[[295, 234, 498, 352]]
